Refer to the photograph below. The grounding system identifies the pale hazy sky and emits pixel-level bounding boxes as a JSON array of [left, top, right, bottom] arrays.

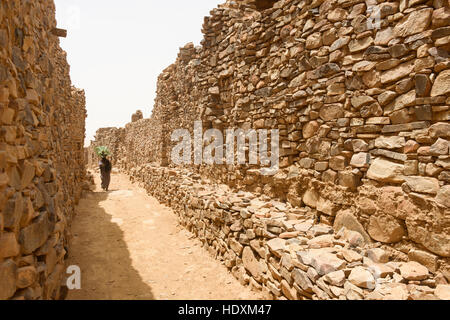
[[54, 0, 222, 146]]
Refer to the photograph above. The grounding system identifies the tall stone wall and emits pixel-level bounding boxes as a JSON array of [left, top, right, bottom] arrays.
[[90, 0, 450, 299], [87, 127, 123, 167], [0, 0, 87, 300], [87, 117, 164, 170]]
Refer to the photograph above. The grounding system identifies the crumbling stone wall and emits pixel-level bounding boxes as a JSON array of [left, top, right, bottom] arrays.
[[87, 117, 164, 169], [131, 164, 449, 300], [90, 0, 450, 299], [87, 127, 123, 167], [0, 0, 87, 300]]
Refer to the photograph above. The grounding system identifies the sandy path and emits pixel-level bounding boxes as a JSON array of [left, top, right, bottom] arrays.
[[66, 171, 262, 300]]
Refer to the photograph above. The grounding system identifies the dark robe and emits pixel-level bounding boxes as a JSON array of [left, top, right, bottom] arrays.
[[99, 158, 112, 191]]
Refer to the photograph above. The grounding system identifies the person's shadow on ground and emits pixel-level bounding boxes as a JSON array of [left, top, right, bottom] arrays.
[[66, 189, 155, 300]]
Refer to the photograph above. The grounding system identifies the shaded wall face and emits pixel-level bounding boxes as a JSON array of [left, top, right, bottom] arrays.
[[92, 0, 449, 260], [0, 0, 86, 300]]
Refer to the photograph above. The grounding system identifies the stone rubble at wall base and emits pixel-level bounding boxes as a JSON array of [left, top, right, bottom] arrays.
[[129, 164, 449, 300]]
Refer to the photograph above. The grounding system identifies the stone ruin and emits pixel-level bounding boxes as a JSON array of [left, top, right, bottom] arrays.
[[1, 0, 448, 301], [89, 0, 450, 300], [131, 110, 143, 123], [0, 1, 87, 299]]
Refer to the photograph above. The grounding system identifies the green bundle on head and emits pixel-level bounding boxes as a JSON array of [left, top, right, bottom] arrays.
[[95, 146, 111, 158]]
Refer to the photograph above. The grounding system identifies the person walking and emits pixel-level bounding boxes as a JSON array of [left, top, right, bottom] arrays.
[[99, 156, 112, 191], [95, 146, 112, 191]]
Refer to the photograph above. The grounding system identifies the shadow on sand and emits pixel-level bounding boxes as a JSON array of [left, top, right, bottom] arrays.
[[66, 189, 155, 300]]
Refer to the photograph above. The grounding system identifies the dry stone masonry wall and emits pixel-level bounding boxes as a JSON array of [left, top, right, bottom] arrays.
[[1, 0, 87, 300], [90, 0, 450, 300], [130, 165, 449, 300]]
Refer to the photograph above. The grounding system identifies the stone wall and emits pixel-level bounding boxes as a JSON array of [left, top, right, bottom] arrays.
[[89, 0, 450, 299], [130, 164, 449, 300], [0, 0, 87, 300], [87, 117, 164, 169], [87, 127, 123, 167]]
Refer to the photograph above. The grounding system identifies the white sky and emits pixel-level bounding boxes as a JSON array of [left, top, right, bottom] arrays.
[[54, 0, 223, 146]]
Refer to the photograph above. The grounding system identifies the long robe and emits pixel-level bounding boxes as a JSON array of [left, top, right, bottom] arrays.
[[99, 158, 112, 190]]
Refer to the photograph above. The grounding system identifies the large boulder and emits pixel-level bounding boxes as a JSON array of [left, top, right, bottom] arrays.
[[408, 249, 438, 273], [431, 70, 450, 97], [298, 249, 346, 276], [435, 285, 450, 300], [429, 122, 450, 138], [403, 176, 440, 195], [19, 212, 49, 254], [436, 186, 450, 208], [319, 103, 344, 121], [432, 7, 450, 28], [368, 214, 405, 243], [334, 210, 371, 243], [0, 232, 20, 259], [242, 246, 266, 282], [302, 189, 319, 208], [316, 197, 339, 216], [367, 248, 390, 263], [0, 260, 17, 300], [393, 8, 433, 37], [348, 266, 376, 289], [303, 121, 319, 139], [429, 138, 449, 155], [399, 261, 429, 281], [266, 238, 286, 257], [366, 158, 405, 183], [292, 268, 314, 293], [405, 220, 450, 257], [374, 136, 406, 149], [381, 60, 414, 84]]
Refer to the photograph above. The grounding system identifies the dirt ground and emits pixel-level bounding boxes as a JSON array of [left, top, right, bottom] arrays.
[[66, 171, 262, 300]]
